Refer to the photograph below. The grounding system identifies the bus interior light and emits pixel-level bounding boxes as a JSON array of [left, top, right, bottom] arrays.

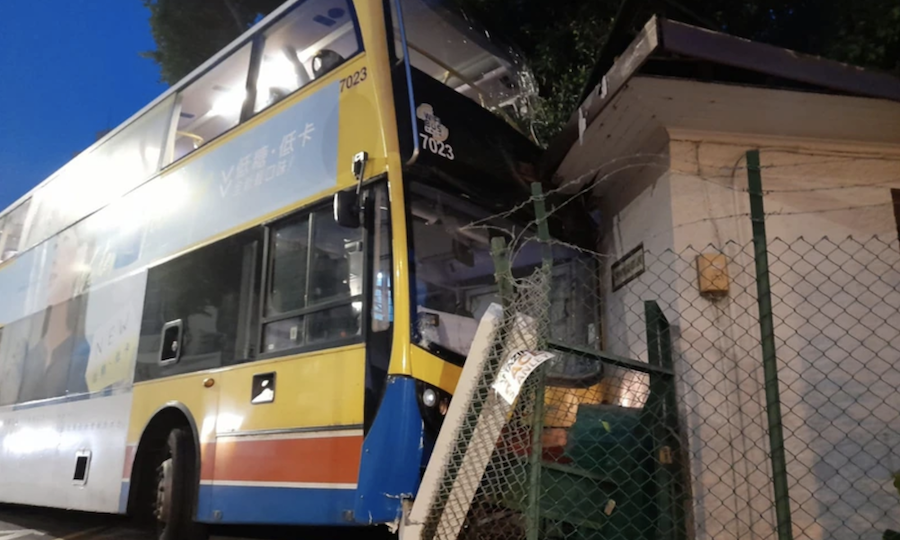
[[211, 89, 247, 117], [257, 53, 301, 100]]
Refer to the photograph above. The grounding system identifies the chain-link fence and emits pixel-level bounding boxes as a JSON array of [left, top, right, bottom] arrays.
[[408, 170, 900, 539], [604, 235, 900, 540]]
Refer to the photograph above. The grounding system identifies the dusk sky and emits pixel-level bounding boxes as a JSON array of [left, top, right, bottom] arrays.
[[0, 1, 168, 210]]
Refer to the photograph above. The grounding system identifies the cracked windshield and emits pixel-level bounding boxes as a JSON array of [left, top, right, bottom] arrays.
[[395, 0, 539, 133], [409, 181, 599, 373]]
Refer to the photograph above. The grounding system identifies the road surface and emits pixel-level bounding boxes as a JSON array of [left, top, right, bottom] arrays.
[[0, 505, 144, 540], [0, 505, 394, 540]]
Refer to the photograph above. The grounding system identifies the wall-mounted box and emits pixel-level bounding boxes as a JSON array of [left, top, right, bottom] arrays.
[[696, 254, 729, 298]]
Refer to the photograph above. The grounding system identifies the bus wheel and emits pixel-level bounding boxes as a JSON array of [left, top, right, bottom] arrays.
[[152, 427, 206, 540]]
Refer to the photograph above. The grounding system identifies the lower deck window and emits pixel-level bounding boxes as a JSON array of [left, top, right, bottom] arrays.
[[262, 206, 363, 354], [136, 229, 261, 381]]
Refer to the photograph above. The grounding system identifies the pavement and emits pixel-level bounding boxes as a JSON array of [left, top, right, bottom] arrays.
[[0, 505, 394, 540], [0, 505, 149, 540]]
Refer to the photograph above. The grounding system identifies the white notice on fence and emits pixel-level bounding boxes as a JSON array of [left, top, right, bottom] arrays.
[[493, 350, 556, 404]]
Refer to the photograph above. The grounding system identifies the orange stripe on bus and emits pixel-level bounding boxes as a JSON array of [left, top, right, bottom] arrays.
[[201, 441, 217, 480], [209, 435, 363, 484]]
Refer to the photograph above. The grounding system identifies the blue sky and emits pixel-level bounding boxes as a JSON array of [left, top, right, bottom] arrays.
[[0, 1, 168, 210]]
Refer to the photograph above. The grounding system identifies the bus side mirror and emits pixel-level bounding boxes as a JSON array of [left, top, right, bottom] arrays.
[[334, 190, 361, 228]]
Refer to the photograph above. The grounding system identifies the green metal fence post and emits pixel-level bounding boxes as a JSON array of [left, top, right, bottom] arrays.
[[747, 149, 794, 540], [645, 301, 686, 540], [526, 182, 552, 540], [645, 302, 668, 540]]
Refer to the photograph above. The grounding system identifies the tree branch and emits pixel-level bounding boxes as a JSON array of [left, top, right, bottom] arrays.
[[223, 0, 245, 33]]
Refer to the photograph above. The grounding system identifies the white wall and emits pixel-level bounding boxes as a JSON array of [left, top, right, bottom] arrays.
[[598, 132, 900, 540]]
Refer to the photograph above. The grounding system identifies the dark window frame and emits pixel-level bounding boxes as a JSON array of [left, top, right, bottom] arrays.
[[133, 179, 390, 381], [257, 199, 367, 360], [135, 227, 264, 382]]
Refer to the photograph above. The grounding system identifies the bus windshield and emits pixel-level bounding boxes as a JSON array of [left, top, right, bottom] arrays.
[[396, 0, 538, 132], [409, 181, 598, 365]]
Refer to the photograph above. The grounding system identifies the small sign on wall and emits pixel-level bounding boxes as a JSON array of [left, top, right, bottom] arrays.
[[611, 244, 645, 291]]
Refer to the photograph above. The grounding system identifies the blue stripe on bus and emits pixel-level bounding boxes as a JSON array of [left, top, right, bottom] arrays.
[[122, 480, 357, 525], [119, 481, 130, 514], [198, 484, 357, 525], [353, 376, 424, 524]]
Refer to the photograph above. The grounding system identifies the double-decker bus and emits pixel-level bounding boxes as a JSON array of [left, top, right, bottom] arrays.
[[0, 0, 595, 537]]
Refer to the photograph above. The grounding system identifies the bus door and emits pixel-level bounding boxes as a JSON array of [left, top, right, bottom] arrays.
[[209, 201, 368, 524]]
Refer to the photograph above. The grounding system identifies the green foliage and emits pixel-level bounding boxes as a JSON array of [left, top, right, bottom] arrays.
[[453, 0, 619, 144], [142, 0, 900, 141], [681, 0, 900, 75], [820, 0, 900, 73], [453, 0, 900, 142]]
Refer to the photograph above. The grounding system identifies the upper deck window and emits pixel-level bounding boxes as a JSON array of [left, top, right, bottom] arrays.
[[172, 43, 254, 162], [253, 0, 361, 114], [169, 0, 362, 163], [14, 96, 175, 252], [393, 0, 538, 133]]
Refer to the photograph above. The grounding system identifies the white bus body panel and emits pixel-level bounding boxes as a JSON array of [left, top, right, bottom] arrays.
[[0, 392, 133, 513]]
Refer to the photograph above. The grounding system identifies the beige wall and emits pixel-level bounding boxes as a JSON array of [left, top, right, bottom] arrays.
[[668, 136, 900, 249], [599, 132, 900, 539]]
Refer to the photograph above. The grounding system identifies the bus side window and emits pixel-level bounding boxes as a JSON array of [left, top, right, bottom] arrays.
[[170, 42, 253, 163], [134, 228, 261, 382], [261, 206, 363, 355], [252, 0, 362, 114]]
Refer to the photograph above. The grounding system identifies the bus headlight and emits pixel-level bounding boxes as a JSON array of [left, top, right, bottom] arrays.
[[416, 380, 451, 434], [422, 388, 438, 408]]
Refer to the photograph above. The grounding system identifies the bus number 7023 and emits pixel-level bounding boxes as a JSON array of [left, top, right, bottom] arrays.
[[419, 133, 455, 160]]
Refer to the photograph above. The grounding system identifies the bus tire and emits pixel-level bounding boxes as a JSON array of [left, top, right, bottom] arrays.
[[153, 427, 207, 540]]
